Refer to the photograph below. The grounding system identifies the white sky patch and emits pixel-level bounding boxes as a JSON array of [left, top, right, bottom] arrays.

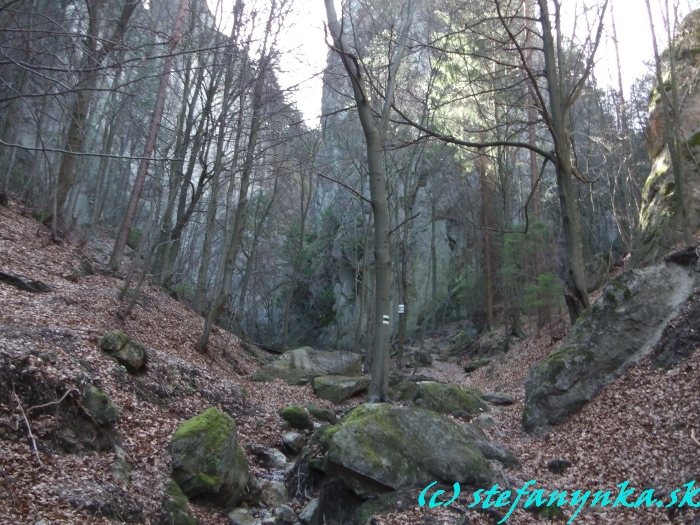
[[205, 0, 700, 126]]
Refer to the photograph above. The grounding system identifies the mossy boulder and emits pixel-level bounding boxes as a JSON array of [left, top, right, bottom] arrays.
[[523, 262, 695, 431], [410, 381, 487, 419], [161, 480, 196, 525], [98, 330, 147, 373], [464, 357, 491, 373], [279, 405, 314, 431], [304, 404, 337, 424], [83, 385, 119, 425], [321, 403, 492, 497], [312, 375, 370, 404], [251, 347, 361, 385], [168, 407, 250, 507]]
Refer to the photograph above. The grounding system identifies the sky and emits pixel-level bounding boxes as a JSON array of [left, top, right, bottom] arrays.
[[206, 0, 700, 127]]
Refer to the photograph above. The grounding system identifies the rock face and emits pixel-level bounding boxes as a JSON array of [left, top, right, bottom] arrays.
[[523, 262, 695, 431], [312, 375, 370, 404], [169, 408, 250, 507], [251, 347, 361, 385], [98, 330, 147, 372], [634, 9, 700, 265], [318, 403, 492, 497]]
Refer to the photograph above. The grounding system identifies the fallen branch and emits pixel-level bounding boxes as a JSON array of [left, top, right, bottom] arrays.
[[691, 428, 700, 448], [12, 387, 42, 466], [27, 388, 78, 414], [0, 271, 51, 293]]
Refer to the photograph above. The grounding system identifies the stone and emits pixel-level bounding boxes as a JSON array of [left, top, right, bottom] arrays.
[[413, 349, 433, 366], [279, 405, 314, 431], [273, 504, 297, 523], [168, 407, 250, 507], [228, 508, 260, 525], [461, 423, 488, 442], [410, 381, 487, 419], [98, 330, 147, 373], [320, 403, 492, 497], [464, 358, 491, 373], [261, 480, 288, 507], [298, 498, 318, 525], [474, 441, 520, 468], [257, 447, 289, 470], [476, 414, 495, 429], [83, 385, 119, 426], [481, 392, 515, 405], [251, 347, 362, 385], [162, 480, 196, 525], [312, 375, 370, 404], [304, 404, 337, 423], [282, 432, 306, 455], [548, 459, 573, 474], [523, 263, 695, 431]]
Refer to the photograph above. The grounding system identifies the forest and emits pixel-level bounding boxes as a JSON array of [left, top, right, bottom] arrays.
[[1, 0, 700, 523]]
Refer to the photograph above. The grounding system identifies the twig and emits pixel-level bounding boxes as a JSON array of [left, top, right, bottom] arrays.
[[691, 428, 700, 448], [27, 388, 78, 414], [11, 386, 42, 466]]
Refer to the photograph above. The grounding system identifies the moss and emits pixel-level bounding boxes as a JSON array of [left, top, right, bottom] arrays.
[[661, 182, 676, 197], [126, 227, 142, 248], [412, 382, 486, 418], [312, 423, 341, 452], [163, 480, 196, 525], [195, 472, 219, 487], [604, 292, 616, 303], [688, 131, 700, 148], [173, 407, 235, 453], [279, 405, 314, 431], [98, 330, 129, 352]]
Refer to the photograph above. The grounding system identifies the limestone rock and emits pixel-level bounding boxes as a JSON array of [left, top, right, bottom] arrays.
[[251, 347, 361, 385], [523, 263, 695, 431], [312, 375, 369, 404], [279, 405, 314, 431], [321, 403, 492, 497], [98, 330, 147, 373], [169, 407, 250, 507]]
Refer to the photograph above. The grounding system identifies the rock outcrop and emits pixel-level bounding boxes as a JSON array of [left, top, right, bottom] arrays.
[[251, 347, 361, 385], [634, 9, 700, 265], [168, 407, 250, 507], [523, 261, 695, 431]]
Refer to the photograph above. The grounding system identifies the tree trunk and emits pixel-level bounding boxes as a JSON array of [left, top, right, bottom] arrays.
[[110, 0, 188, 271]]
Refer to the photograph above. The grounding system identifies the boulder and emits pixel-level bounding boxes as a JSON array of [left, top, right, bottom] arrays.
[[410, 381, 487, 419], [320, 403, 492, 497], [523, 263, 695, 431], [283, 432, 306, 455], [312, 375, 369, 404], [83, 385, 119, 425], [251, 347, 362, 385], [273, 504, 297, 523], [228, 508, 260, 525], [161, 480, 196, 525], [279, 405, 314, 431], [168, 407, 250, 507], [304, 405, 337, 424], [261, 480, 288, 507], [98, 330, 147, 373]]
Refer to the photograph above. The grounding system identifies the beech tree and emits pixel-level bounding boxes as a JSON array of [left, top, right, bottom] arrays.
[[324, 0, 414, 401]]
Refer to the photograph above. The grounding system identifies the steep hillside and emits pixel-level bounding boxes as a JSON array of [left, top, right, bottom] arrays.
[[1, 200, 699, 525]]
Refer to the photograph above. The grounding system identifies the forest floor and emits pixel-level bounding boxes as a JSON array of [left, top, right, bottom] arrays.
[[0, 200, 699, 525]]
